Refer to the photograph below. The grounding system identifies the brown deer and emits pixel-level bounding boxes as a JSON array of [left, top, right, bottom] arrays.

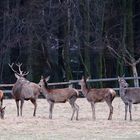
[[9, 63, 41, 116], [0, 90, 4, 107], [118, 76, 140, 121], [39, 76, 79, 120], [78, 76, 116, 120]]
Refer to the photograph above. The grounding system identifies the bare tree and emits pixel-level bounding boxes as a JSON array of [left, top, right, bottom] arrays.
[[106, 37, 140, 87]]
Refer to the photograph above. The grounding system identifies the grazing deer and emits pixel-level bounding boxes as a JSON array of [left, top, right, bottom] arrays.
[[118, 76, 140, 121], [0, 106, 6, 119], [39, 76, 79, 120], [78, 76, 116, 120], [9, 63, 41, 116], [0, 90, 4, 107]]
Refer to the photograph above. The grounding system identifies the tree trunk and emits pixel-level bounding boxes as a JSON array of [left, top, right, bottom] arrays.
[[131, 64, 139, 87], [126, 0, 134, 54]]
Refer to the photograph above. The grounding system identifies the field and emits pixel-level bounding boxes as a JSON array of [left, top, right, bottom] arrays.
[[1, 97, 140, 140]]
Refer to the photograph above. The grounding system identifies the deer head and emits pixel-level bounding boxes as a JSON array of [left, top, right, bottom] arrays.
[[8, 63, 29, 79], [118, 76, 129, 88], [39, 76, 50, 88], [78, 76, 90, 86]]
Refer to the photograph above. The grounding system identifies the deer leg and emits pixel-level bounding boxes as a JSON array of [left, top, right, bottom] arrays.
[[75, 103, 79, 120], [91, 102, 96, 120], [69, 97, 77, 120], [129, 103, 132, 121], [105, 95, 113, 120], [69, 97, 79, 120], [108, 104, 113, 120], [0, 98, 3, 107], [20, 100, 24, 116], [49, 102, 54, 119], [106, 101, 113, 120], [31, 99, 37, 116], [0, 101, 1, 108], [125, 103, 128, 120], [16, 100, 19, 116]]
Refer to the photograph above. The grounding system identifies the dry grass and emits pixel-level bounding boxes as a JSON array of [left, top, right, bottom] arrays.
[[0, 97, 140, 140]]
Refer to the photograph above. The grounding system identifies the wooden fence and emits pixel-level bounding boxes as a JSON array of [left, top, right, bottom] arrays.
[[0, 77, 140, 98]]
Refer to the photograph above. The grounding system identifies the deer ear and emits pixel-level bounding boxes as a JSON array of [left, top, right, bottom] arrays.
[[122, 74, 125, 78], [87, 76, 91, 81], [118, 76, 121, 81], [45, 76, 50, 82], [15, 73, 20, 79]]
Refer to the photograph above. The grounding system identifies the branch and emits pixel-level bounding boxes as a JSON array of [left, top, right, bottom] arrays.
[[135, 58, 140, 65], [106, 44, 133, 66], [122, 57, 133, 66], [124, 48, 134, 61], [106, 45, 121, 58]]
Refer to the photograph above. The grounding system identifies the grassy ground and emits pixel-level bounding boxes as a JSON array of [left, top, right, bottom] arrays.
[[0, 98, 140, 140]]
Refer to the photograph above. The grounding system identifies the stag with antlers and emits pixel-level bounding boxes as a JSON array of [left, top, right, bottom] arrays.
[[9, 63, 41, 116]]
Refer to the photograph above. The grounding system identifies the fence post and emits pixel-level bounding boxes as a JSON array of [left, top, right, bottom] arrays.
[[69, 80, 73, 88]]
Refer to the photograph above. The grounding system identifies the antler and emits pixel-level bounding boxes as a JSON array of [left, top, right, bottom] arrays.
[[8, 63, 19, 74], [16, 63, 23, 75], [9, 63, 29, 76], [16, 63, 29, 76]]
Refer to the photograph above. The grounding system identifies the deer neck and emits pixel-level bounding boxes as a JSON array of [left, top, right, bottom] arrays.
[[119, 86, 127, 97], [81, 83, 89, 96], [42, 81, 50, 95]]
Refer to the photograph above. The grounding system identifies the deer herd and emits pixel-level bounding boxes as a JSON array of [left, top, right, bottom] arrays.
[[0, 63, 139, 121]]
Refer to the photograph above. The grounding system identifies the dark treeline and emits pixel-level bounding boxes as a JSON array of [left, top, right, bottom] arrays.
[[0, 0, 139, 87]]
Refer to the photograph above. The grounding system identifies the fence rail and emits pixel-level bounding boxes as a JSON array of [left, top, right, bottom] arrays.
[[0, 77, 140, 95]]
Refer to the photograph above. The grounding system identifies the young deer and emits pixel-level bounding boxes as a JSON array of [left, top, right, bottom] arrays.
[[79, 76, 116, 120], [118, 76, 140, 121], [39, 76, 79, 120], [9, 63, 41, 116], [0, 90, 4, 107]]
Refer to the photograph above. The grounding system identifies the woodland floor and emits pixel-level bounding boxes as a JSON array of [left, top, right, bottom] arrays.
[[0, 98, 140, 140]]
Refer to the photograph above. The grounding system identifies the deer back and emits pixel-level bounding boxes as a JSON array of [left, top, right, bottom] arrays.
[[28, 82, 41, 98], [87, 88, 116, 102], [42, 87, 78, 102], [17, 81, 40, 99], [124, 88, 140, 104]]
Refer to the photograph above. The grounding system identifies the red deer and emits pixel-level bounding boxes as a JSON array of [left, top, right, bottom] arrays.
[[78, 76, 116, 120], [0, 90, 4, 107], [39, 76, 79, 120], [9, 63, 41, 116], [118, 76, 140, 121]]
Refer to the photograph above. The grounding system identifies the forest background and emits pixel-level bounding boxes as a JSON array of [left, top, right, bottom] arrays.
[[0, 0, 139, 88]]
